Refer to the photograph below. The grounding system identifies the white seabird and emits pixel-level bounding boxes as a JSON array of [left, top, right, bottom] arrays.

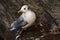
[[10, 5, 36, 31]]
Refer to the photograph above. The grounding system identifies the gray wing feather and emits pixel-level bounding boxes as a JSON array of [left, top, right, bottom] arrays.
[[11, 17, 24, 28], [10, 17, 28, 31]]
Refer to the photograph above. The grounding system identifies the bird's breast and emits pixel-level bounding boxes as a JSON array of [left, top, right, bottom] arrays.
[[22, 11, 36, 29], [24, 12, 36, 24]]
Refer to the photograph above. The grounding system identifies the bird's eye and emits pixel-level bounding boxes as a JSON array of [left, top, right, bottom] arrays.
[[24, 8, 26, 10]]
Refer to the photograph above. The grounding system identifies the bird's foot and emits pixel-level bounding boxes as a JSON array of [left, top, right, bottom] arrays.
[[15, 30, 23, 40], [16, 34, 20, 40]]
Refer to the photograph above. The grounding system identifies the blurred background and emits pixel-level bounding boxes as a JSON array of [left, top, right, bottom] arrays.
[[0, 0, 60, 40]]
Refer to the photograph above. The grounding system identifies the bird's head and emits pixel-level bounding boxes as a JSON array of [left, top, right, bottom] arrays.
[[18, 5, 29, 13]]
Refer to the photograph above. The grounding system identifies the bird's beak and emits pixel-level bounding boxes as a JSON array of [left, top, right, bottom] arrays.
[[18, 10, 22, 13]]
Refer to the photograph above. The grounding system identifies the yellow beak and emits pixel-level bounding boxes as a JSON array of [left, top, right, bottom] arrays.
[[18, 10, 22, 13]]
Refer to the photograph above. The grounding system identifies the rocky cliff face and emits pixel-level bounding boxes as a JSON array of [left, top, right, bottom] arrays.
[[0, 0, 60, 40]]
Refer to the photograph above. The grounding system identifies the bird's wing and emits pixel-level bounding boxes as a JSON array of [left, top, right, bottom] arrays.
[[10, 17, 28, 31]]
